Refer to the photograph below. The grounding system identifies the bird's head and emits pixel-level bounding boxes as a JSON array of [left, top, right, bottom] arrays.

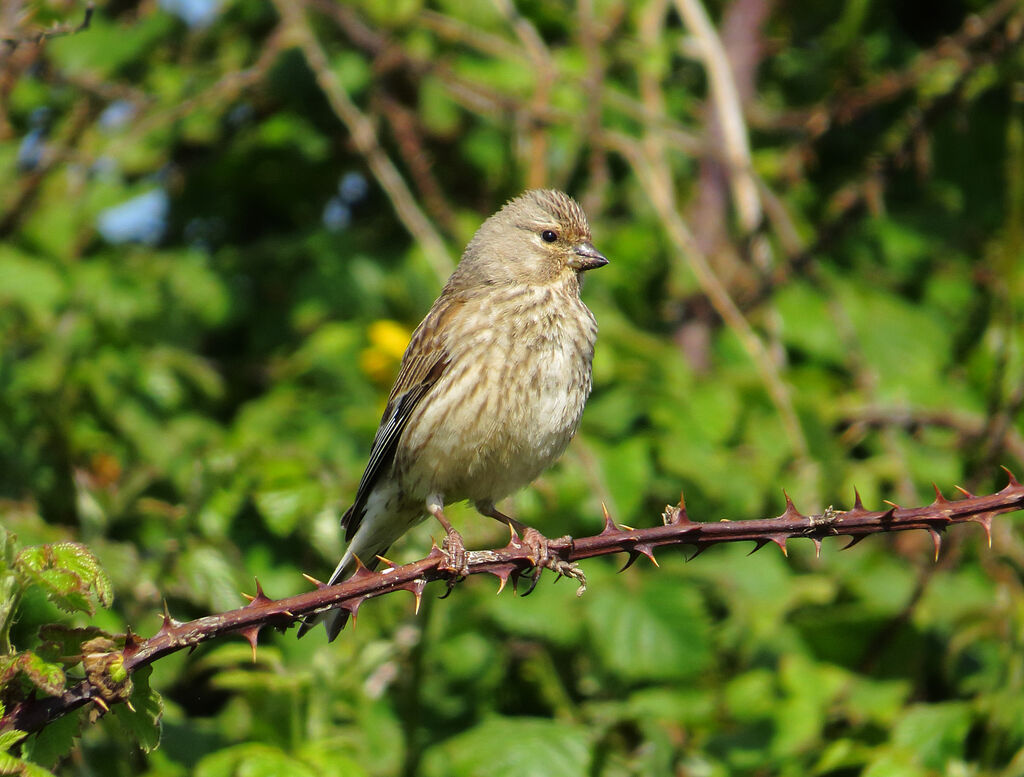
[[453, 189, 609, 289]]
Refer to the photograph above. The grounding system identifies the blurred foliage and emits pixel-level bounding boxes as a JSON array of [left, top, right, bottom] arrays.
[[1, 0, 1024, 775]]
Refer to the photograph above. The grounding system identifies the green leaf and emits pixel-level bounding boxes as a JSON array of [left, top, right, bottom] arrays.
[[195, 743, 321, 777], [47, 13, 172, 78], [174, 544, 244, 612], [585, 576, 712, 682], [0, 248, 65, 328], [0, 728, 28, 753], [0, 750, 58, 777], [421, 717, 591, 777], [253, 459, 325, 537], [890, 702, 973, 770], [21, 710, 82, 769], [109, 666, 163, 753], [15, 543, 113, 615], [0, 652, 66, 696]]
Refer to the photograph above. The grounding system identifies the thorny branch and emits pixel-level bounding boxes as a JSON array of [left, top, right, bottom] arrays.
[[4, 472, 1024, 737]]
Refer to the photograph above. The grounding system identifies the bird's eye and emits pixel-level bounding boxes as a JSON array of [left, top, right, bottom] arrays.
[[541, 230, 558, 243]]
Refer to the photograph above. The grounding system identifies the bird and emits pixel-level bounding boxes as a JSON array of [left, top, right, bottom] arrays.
[[299, 189, 608, 641]]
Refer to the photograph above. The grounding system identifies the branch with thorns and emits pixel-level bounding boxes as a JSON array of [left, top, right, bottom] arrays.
[[4, 470, 1023, 737]]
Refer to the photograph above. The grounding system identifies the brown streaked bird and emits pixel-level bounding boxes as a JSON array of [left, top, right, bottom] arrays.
[[299, 189, 608, 641]]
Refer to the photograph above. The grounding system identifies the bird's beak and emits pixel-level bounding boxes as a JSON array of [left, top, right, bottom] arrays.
[[569, 242, 609, 272]]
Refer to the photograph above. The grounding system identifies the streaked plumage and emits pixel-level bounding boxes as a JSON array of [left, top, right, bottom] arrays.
[[300, 189, 607, 641]]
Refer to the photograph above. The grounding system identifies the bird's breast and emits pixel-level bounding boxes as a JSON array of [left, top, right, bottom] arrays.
[[397, 285, 597, 504]]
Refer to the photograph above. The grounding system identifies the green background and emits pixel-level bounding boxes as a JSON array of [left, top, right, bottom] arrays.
[[2, 0, 1024, 774]]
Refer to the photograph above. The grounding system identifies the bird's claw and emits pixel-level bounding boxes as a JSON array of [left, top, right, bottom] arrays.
[[518, 529, 587, 597]]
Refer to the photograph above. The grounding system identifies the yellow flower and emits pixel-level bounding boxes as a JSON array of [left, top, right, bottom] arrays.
[[359, 319, 411, 383]]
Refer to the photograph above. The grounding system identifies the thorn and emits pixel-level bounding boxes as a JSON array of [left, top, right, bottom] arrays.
[[122, 628, 141, 660], [508, 568, 523, 595], [157, 601, 179, 636], [954, 485, 974, 498], [852, 488, 865, 511], [93, 696, 109, 713], [1000, 465, 1020, 487], [810, 537, 822, 558], [927, 528, 942, 562], [931, 483, 948, 504], [302, 572, 326, 589], [399, 579, 426, 613], [841, 534, 868, 550], [243, 578, 274, 607], [241, 592, 255, 602], [780, 490, 803, 521], [619, 523, 636, 531], [600, 502, 618, 534], [770, 534, 789, 557], [375, 554, 397, 569], [125, 701, 136, 713], [880, 506, 896, 522], [351, 555, 376, 580], [618, 551, 640, 572], [970, 514, 994, 548], [489, 564, 515, 595], [427, 541, 445, 559], [239, 625, 261, 662], [344, 596, 367, 618], [748, 539, 769, 556], [686, 544, 708, 561], [634, 543, 659, 567], [502, 522, 515, 545], [883, 500, 899, 509]]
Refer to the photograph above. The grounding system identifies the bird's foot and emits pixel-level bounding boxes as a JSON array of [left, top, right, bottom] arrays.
[[518, 528, 587, 597], [428, 501, 470, 589], [440, 526, 469, 578]]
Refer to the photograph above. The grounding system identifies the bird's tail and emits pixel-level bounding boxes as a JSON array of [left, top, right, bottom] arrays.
[[296, 545, 382, 641]]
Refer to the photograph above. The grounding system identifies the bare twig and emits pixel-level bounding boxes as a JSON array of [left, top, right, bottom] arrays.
[[492, 0, 555, 189], [1, 2, 92, 51], [609, 130, 810, 460], [4, 473, 1023, 737], [673, 0, 762, 234], [274, 0, 454, 284]]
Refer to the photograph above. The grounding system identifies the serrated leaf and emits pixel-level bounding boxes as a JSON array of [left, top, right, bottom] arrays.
[[21, 710, 82, 769], [109, 666, 162, 753], [14, 543, 113, 615], [0, 652, 66, 696], [0, 749, 58, 777], [0, 728, 28, 753]]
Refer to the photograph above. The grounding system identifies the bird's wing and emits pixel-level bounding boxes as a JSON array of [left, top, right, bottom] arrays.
[[342, 297, 459, 540]]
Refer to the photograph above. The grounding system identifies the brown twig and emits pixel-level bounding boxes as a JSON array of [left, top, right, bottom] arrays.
[[673, 0, 762, 235], [4, 472, 1023, 737], [1, 2, 93, 51], [274, 0, 454, 284]]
